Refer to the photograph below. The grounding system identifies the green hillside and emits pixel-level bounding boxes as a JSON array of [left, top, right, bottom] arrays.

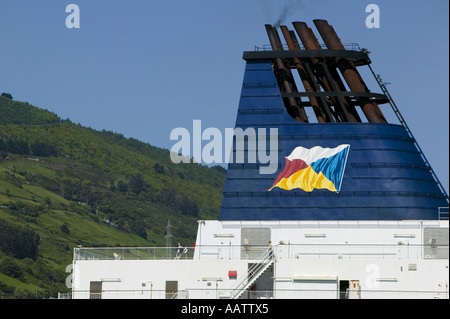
[[0, 95, 226, 298]]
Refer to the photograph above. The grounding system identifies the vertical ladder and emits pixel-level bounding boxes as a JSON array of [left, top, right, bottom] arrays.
[[369, 65, 449, 202], [229, 249, 274, 299]]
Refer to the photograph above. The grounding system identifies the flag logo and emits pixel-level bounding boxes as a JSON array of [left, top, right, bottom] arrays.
[[268, 144, 350, 192]]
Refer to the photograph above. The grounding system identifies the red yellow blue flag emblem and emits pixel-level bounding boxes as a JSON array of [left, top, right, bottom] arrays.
[[268, 145, 350, 192]]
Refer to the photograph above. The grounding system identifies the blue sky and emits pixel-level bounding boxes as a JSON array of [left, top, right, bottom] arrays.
[[0, 0, 448, 194]]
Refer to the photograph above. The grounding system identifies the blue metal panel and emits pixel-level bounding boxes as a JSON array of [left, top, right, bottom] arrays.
[[218, 60, 448, 221]]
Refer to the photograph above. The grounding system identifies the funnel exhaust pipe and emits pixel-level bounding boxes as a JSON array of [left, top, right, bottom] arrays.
[[292, 21, 361, 123], [279, 25, 329, 123], [313, 19, 387, 123], [265, 24, 309, 123]]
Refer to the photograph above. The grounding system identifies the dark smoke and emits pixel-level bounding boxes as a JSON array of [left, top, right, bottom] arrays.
[[273, 0, 303, 28]]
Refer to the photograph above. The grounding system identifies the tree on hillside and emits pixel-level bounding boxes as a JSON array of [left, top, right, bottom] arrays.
[[1, 92, 13, 99], [30, 142, 58, 157], [177, 196, 199, 218], [117, 180, 129, 192], [129, 219, 147, 239], [153, 163, 165, 174], [0, 219, 40, 260], [159, 188, 176, 203], [129, 174, 145, 194], [0, 257, 23, 280]]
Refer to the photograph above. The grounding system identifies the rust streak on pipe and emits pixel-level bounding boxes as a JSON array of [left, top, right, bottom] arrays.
[[265, 24, 309, 123], [292, 22, 337, 120], [313, 19, 387, 123], [288, 30, 301, 50], [327, 65, 362, 122], [292, 21, 360, 123], [280, 25, 327, 123]]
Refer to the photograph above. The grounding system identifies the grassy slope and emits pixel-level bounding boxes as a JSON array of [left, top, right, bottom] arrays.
[[0, 96, 226, 298]]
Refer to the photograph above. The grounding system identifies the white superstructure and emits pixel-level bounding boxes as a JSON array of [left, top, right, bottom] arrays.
[[71, 218, 449, 299]]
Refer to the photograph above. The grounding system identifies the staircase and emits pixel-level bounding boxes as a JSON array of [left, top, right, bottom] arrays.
[[229, 249, 274, 299]]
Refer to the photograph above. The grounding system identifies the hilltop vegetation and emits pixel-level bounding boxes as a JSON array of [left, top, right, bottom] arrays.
[[0, 96, 226, 298]]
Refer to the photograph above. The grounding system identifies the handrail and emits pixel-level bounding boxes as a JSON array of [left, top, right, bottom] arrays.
[[73, 242, 448, 261], [229, 248, 274, 299], [254, 43, 361, 52]]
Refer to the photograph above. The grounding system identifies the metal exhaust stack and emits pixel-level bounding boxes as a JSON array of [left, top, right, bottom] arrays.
[[257, 19, 389, 124], [313, 19, 387, 123], [279, 25, 329, 123], [292, 21, 361, 123], [265, 24, 309, 123]]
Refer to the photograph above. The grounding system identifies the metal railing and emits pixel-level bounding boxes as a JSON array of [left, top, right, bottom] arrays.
[[254, 43, 361, 52], [73, 246, 195, 261], [73, 243, 448, 261], [229, 249, 274, 299]]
